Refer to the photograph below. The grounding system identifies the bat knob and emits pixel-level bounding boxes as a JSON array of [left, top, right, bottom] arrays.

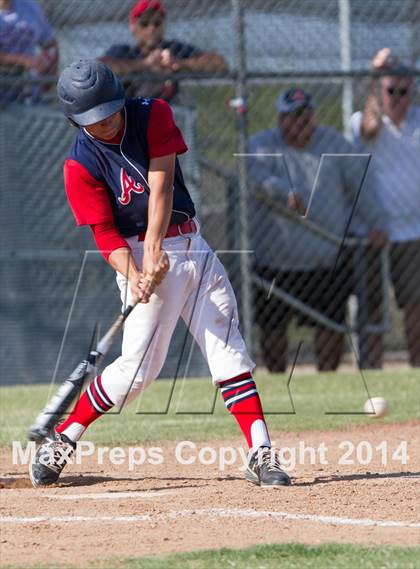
[[27, 425, 51, 443]]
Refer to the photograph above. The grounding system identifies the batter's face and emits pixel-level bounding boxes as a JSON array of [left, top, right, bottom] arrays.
[[130, 9, 165, 50], [380, 76, 412, 123], [84, 111, 124, 140], [279, 106, 315, 149]]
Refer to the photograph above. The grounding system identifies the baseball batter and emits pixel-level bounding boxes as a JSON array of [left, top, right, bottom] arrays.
[[29, 60, 290, 488]]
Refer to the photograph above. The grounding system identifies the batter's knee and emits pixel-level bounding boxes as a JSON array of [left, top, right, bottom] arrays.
[[101, 357, 162, 407]]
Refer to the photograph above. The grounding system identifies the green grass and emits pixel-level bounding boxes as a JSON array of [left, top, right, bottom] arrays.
[[3, 543, 420, 569], [105, 543, 420, 569], [1, 369, 419, 446]]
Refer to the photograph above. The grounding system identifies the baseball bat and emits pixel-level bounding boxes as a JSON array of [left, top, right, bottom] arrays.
[[28, 303, 136, 443]]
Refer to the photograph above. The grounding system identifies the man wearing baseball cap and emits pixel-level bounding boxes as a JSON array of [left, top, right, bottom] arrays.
[[101, 0, 227, 101], [247, 87, 387, 372]]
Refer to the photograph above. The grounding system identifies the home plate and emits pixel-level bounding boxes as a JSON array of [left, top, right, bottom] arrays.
[[44, 490, 176, 500]]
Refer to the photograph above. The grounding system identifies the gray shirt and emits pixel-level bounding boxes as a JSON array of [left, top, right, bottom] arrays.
[[247, 126, 386, 271]]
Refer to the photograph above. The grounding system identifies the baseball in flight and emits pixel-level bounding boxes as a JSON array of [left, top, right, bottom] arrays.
[[364, 397, 389, 418]]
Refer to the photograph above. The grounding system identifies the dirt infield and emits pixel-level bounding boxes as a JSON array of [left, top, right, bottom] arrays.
[[1, 422, 419, 568]]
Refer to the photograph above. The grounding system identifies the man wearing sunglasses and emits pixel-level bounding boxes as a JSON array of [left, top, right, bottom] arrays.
[[247, 88, 386, 372], [101, 0, 227, 101], [350, 48, 420, 368]]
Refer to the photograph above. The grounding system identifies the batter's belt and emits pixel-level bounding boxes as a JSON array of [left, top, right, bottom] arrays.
[[137, 219, 197, 241]]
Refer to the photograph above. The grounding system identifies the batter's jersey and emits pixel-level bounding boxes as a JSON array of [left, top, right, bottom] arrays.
[[64, 97, 196, 237]]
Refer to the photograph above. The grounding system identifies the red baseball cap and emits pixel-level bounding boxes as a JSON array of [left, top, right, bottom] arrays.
[[129, 1, 166, 23]]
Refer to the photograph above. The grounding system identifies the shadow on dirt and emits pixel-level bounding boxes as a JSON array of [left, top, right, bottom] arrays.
[[58, 473, 243, 488], [294, 471, 420, 486]]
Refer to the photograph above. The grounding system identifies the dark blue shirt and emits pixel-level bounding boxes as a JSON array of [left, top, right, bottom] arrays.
[[104, 40, 202, 100], [105, 39, 202, 61]]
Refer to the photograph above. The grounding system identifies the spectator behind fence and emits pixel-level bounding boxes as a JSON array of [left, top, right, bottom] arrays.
[[0, 0, 58, 103], [350, 48, 420, 368], [100, 0, 228, 102], [247, 88, 387, 372]]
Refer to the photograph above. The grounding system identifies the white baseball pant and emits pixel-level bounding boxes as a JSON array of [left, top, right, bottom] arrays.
[[100, 227, 255, 408]]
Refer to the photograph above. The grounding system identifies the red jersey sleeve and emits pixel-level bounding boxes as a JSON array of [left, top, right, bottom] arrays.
[[64, 159, 114, 226], [90, 221, 128, 261], [147, 99, 188, 159]]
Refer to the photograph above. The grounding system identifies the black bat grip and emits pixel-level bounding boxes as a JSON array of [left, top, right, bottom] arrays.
[[122, 304, 135, 320]]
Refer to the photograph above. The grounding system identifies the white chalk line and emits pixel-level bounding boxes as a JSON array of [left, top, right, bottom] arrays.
[[43, 490, 175, 500], [1, 508, 419, 528]]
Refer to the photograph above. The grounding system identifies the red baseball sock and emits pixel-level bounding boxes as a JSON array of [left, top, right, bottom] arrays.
[[220, 372, 271, 450], [56, 375, 113, 442]]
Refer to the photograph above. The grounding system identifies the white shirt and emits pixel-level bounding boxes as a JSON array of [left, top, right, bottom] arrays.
[[350, 106, 420, 242]]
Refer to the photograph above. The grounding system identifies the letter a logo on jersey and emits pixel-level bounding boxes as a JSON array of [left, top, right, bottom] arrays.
[[118, 168, 145, 205]]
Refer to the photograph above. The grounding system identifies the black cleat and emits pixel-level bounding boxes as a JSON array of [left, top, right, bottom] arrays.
[[29, 430, 76, 488], [245, 446, 291, 487]]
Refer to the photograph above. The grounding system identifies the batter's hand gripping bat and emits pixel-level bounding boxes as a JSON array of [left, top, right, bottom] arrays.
[[28, 303, 136, 443]]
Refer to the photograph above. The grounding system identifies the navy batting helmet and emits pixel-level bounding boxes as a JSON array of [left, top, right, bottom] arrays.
[[57, 60, 125, 126]]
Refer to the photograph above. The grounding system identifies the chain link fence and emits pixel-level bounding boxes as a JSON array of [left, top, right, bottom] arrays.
[[1, 0, 419, 385]]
